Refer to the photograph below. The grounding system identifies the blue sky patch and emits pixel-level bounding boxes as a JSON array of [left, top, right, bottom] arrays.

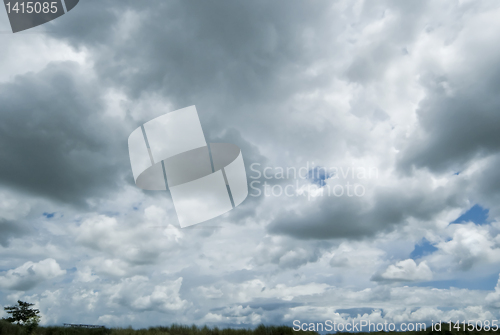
[[410, 238, 438, 259], [43, 212, 56, 219], [308, 166, 333, 187], [452, 204, 489, 225]]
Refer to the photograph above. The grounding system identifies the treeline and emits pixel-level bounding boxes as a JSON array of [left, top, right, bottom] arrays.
[[0, 322, 306, 335], [1, 320, 500, 335]]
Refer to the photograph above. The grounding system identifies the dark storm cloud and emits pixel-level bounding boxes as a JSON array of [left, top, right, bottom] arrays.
[[45, 0, 455, 176], [0, 219, 28, 247], [469, 154, 500, 219], [398, 52, 500, 174], [52, 0, 336, 99], [46, 0, 445, 176], [268, 180, 466, 240], [0, 62, 130, 206], [49, 0, 350, 148], [2, 0, 500, 326]]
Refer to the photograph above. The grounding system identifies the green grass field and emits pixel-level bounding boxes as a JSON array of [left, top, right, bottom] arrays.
[[1, 320, 498, 335]]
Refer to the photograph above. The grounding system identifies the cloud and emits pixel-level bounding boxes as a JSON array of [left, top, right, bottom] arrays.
[[427, 223, 500, 271], [0, 62, 134, 207], [195, 286, 224, 299], [0, 189, 34, 247], [224, 280, 329, 303], [485, 275, 500, 308], [372, 259, 432, 282], [329, 242, 386, 268], [0, 219, 29, 248], [0, 259, 66, 291], [51, 0, 343, 104], [74, 211, 184, 270], [252, 236, 326, 269], [2, 0, 500, 329], [202, 305, 263, 325], [106, 276, 188, 313], [469, 155, 500, 219], [397, 5, 500, 173], [267, 173, 465, 240]]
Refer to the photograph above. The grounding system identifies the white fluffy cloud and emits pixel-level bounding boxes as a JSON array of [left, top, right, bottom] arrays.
[[0, 259, 66, 291], [486, 275, 500, 308], [105, 276, 188, 312], [375, 259, 432, 282]]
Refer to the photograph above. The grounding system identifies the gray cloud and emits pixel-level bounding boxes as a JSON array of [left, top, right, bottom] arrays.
[[397, 17, 500, 174], [49, 0, 356, 161], [268, 179, 465, 240], [471, 154, 500, 219], [0, 258, 65, 291], [0, 62, 130, 206], [2, 0, 500, 328], [398, 74, 500, 173], [0, 219, 28, 247], [52, 0, 339, 100]]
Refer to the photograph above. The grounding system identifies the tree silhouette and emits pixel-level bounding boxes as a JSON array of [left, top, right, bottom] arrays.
[[3, 300, 40, 332]]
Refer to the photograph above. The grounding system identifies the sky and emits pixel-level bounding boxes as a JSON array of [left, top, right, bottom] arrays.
[[1, 0, 500, 329]]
